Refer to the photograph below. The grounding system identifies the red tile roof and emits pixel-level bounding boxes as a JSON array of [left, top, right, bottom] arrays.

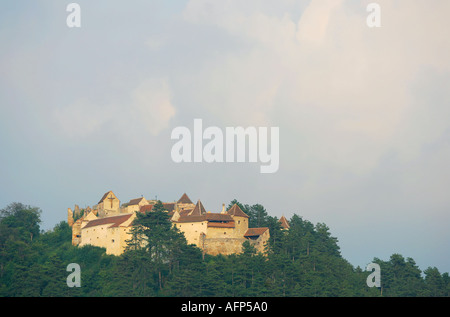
[[207, 222, 235, 228], [173, 212, 234, 223], [98, 191, 114, 204], [205, 213, 233, 222], [82, 214, 133, 229], [139, 205, 154, 213], [227, 204, 249, 218], [163, 203, 175, 212], [128, 197, 145, 206], [140, 203, 176, 213], [189, 200, 207, 216], [177, 193, 193, 204], [176, 215, 207, 223], [279, 216, 290, 229], [244, 227, 269, 237]]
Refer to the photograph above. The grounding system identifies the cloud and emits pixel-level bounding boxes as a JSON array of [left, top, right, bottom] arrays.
[[130, 78, 176, 136], [1, 0, 449, 272], [180, 0, 450, 175], [53, 78, 175, 139], [52, 100, 110, 139], [296, 0, 344, 44]]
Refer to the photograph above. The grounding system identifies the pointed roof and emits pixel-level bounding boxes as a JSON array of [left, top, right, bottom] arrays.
[[98, 191, 117, 204], [227, 204, 249, 218], [279, 216, 290, 229], [189, 200, 207, 216], [177, 193, 193, 205], [171, 210, 181, 222]]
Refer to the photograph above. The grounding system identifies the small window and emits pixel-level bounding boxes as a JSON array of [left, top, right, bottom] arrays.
[[112, 239, 115, 243]]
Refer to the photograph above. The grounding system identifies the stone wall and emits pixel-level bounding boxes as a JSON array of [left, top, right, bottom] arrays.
[[203, 238, 246, 256], [174, 221, 207, 247]]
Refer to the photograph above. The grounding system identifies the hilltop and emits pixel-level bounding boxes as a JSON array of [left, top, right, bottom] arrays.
[[0, 201, 448, 297]]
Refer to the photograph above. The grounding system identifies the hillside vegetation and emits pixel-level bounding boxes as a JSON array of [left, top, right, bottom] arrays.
[[0, 202, 448, 297]]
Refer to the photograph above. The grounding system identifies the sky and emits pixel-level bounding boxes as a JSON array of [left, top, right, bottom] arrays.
[[0, 0, 449, 274]]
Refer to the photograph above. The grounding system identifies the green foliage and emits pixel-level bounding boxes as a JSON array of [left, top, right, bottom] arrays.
[[0, 201, 448, 297], [226, 200, 270, 228]]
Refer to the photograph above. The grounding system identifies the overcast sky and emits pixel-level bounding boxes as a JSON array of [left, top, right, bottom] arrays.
[[1, 0, 449, 273]]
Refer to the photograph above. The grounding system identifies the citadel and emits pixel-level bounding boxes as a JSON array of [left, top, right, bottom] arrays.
[[68, 191, 289, 256]]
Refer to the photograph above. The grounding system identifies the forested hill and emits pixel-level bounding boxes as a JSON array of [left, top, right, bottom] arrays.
[[0, 202, 448, 297]]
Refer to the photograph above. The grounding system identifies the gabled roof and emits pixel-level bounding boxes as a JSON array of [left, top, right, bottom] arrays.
[[244, 227, 269, 237], [189, 200, 207, 216], [140, 203, 176, 214], [176, 215, 207, 223], [128, 197, 145, 206], [279, 216, 290, 229], [207, 222, 235, 228], [140, 205, 154, 213], [82, 214, 133, 229], [227, 204, 249, 218], [98, 191, 115, 204], [205, 213, 233, 222], [179, 209, 193, 216], [177, 193, 193, 204], [163, 203, 176, 212], [173, 212, 234, 224]]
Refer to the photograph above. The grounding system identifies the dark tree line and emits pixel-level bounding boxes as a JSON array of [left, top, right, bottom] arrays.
[[0, 202, 448, 297]]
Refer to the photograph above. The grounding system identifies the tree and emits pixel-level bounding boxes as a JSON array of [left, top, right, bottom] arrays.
[[424, 267, 446, 297], [247, 204, 269, 228], [126, 201, 191, 290], [227, 199, 250, 215], [0, 202, 41, 242], [1, 201, 449, 297]]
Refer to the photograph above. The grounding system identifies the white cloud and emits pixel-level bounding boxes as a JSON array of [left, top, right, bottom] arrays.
[[52, 100, 111, 139], [296, 0, 344, 44], [181, 0, 450, 175], [130, 78, 176, 136], [53, 78, 176, 139]]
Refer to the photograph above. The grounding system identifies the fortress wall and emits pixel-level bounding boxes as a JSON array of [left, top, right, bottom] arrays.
[[231, 216, 249, 238], [175, 221, 207, 247], [206, 226, 235, 239], [203, 238, 246, 256], [80, 224, 110, 250]]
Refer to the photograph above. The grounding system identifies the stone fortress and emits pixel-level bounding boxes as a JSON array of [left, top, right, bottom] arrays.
[[68, 191, 289, 256]]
